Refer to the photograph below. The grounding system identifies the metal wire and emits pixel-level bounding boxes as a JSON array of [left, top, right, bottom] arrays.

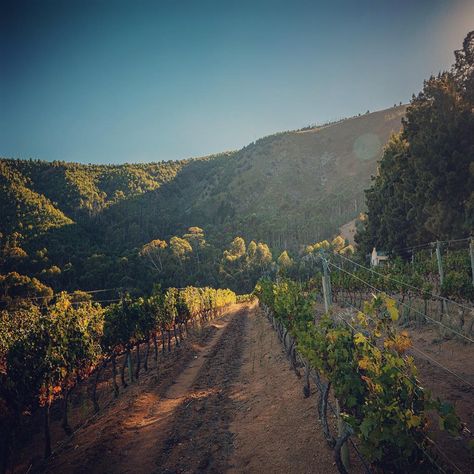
[[333, 251, 474, 312], [10, 287, 124, 301], [337, 299, 474, 393], [390, 237, 471, 254], [327, 260, 474, 344], [329, 309, 464, 474]]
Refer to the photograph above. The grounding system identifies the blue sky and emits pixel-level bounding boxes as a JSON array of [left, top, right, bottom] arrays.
[[1, 0, 473, 164]]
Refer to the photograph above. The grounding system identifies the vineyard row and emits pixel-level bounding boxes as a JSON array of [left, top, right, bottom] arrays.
[[0, 286, 237, 471], [254, 278, 464, 473]]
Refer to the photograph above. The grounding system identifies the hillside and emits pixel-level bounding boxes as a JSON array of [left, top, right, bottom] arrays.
[[0, 159, 186, 230], [356, 33, 474, 255], [0, 161, 73, 235], [0, 106, 405, 291], [92, 105, 406, 251], [190, 106, 405, 249]]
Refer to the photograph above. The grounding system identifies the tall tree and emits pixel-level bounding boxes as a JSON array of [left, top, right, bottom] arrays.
[[356, 31, 474, 256]]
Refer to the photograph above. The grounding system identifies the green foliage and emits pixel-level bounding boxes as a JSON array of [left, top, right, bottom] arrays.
[[224, 237, 246, 262], [1, 294, 104, 414], [272, 279, 314, 331], [219, 237, 274, 292], [0, 283, 236, 459], [0, 161, 73, 236], [0, 102, 405, 294], [169, 237, 193, 261], [357, 31, 474, 255], [327, 247, 474, 303], [277, 250, 293, 275], [236, 293, 255, 303], [258, 280, 463, 471], [0, 272, 53, 308]]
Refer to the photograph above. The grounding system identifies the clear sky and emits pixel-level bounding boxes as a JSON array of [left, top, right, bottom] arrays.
[[1, 0, 473, 164]]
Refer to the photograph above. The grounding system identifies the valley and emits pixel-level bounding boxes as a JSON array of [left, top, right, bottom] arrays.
[[1, 17, 473, 474]]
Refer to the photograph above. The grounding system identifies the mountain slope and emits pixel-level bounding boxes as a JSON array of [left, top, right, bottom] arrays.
[[1, 159, 186, 223], [98, 105, 406, 251], [193, 106, 406, 248], [0, 105, 406, 287], [0, 161, 73, 235]]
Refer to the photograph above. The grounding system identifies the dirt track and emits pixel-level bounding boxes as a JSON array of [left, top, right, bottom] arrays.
[[12, 301, 472, 474], [40, 303, 337, 474]]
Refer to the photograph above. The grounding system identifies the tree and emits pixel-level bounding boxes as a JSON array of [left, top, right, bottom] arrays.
[[356, 31, 474, 256], [277, 251, 293, 275], [183, 227, 206, 266], [247, 240, 257, 260], [140, 239, 168, 272], [0, 272, 53, 309], [453, 30, 474, 105], [40, 266, 62, 287], [169, 236, 192, 262], [223, 237, 246, 262], [254, 242, 273, 269]]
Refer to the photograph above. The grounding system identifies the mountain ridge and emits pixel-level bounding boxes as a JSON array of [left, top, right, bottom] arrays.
[[0, 105, 406, 290]]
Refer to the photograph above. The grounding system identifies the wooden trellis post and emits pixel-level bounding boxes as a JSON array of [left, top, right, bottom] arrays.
[[435, 241, 448, 330], [322, 257, 332, 313], [470, 238, 474, 287], [435, 241, 444, 286]]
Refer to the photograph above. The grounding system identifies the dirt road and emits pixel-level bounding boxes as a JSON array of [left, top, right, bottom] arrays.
[[42, 303, 336, 474]]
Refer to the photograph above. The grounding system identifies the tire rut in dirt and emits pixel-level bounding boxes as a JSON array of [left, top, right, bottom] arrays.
[[155, 309, 248, 474]]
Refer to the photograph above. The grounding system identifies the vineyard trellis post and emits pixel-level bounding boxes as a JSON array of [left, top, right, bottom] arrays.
[[322, 256, 332, 313], [470, 238, 474, 287], [435, 241, 444, 286], [435, 241, 448, 329]]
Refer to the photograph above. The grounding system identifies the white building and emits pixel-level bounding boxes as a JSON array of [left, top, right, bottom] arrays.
[[371, 247, 389, 267]]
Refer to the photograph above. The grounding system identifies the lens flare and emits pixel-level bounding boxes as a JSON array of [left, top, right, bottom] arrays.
[[353, 133, 382, 161]]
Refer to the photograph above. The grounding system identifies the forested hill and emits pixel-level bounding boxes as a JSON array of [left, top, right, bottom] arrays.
[[0, 106, 404, 292], [356, 31, 474, 256], [114, 106, 406, 251], [1, 106, 404, 248], [0, 158, 187, 234]]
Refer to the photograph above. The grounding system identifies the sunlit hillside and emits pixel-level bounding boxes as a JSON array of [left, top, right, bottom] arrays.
[[159, 106, 406, 249], [2, 2, 473, 469]]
